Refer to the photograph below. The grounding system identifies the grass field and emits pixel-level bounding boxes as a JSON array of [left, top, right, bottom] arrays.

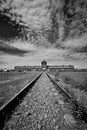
[[0, 71, 40, 107], [56, 71, 87, 91], [50, 70, 87, 110]]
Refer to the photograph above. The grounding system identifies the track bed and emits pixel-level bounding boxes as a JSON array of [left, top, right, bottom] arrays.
[[2, 72, 87, 130]]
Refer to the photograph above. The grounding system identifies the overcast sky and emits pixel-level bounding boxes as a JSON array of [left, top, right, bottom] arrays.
[[0, 0, 87, 69]]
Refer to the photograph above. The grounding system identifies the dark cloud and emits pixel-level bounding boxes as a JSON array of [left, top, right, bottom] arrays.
[[0, 0, 50, 31], [0, 61, 5, 65], [0, 40, 29, 56], [0, 12, 23, 40], [61, 35, 87, 52], [63, 51, 87, 61], [73, 46, 87, 53]]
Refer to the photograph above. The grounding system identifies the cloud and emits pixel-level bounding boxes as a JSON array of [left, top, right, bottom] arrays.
[[57, 34, 87, 62], [0, 44, 87, 69], [0, 0, 51, 30], [11, 39, 38, 51], [73, 47, 87, 53], [62, 35, 87, 53], [0, 61, 6, 65], [0, 40, 33, 56], [64, 52, 87, 61]]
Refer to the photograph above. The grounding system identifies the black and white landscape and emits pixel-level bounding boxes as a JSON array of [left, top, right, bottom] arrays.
[[0, 1, 87, 130]]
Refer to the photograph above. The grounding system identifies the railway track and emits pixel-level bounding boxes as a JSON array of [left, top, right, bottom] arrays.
[[46, 73, 87, 123], [0, 72, 42, 129], [1, 72, 87, 129]]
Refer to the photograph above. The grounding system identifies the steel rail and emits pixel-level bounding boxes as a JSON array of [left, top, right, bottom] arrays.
[[46, 73, 87, 123], [0, 72, 42, 129], [46, 73, 72, 100]]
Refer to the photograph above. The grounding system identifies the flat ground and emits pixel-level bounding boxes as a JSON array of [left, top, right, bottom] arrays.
[[3, 72, 87, 130], [0, 71, 40, 107]]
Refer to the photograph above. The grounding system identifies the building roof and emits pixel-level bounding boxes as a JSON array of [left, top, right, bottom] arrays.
[[14, 66, 42, 69], [41, 60, 47, 63], [48, 65, 74, 69]]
